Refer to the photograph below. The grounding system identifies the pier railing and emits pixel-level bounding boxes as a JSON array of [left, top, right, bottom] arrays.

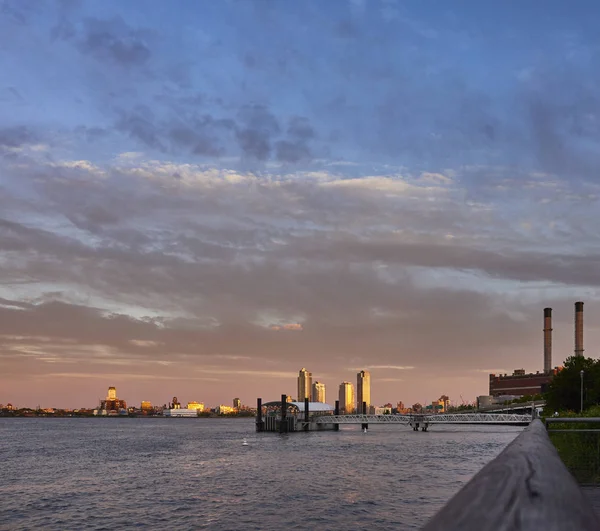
[[422, 419, 600, 531]]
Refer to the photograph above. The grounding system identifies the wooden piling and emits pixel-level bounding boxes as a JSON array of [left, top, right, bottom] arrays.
[[334, 400, 340, 431]]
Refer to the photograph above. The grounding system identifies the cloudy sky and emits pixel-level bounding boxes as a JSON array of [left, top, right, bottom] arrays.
[[2, 0, 600, 409]]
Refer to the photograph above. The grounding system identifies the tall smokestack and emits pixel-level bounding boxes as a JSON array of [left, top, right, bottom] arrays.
[[543, 308, 552, 372], [575, 301, 584, 357]]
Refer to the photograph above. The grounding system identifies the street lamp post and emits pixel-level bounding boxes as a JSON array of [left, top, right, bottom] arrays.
[[580, 370, 585, 413]]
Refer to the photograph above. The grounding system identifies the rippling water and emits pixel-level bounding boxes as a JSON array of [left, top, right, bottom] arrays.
[[0, 418, 522, 530]]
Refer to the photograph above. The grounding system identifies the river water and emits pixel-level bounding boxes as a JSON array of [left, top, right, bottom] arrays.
[[0, 418, 523, 530]]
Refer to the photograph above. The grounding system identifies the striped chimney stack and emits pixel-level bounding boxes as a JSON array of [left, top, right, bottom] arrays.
[[575, 301, 584, 357], [543, 308, 552, 373]]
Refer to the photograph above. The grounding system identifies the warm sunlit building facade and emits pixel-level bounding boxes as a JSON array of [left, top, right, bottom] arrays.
[[312, 381, 326, 403], [297, 368, 312, 402], [217, 405, 235, 414], [233, 397, 241, 410], [141, 401, 152, 411], [338, 381, 355, 414], [356, 370, 371, 412], [97, 386, 126, 414], [187, 401, 205, 411]]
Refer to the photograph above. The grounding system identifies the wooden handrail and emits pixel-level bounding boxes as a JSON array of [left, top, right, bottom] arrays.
[[422, 419, 599, 530]]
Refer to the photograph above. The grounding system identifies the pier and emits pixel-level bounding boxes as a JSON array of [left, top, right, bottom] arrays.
[[255, 397, 531, 432], [256, 396, 339, 433]]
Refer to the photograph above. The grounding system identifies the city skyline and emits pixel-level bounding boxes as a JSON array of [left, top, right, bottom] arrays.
[[2, 1, 600, 408]]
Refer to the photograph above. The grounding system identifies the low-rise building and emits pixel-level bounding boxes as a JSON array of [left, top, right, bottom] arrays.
[[489, 368, 559, 397]]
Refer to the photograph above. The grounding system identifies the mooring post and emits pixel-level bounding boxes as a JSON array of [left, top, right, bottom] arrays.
[[334, 400, 340, 431], [361, 400, 368, 431], [256, 397, 264, 432], [304, 397, 309, 431], [280, 394, 287, 434]]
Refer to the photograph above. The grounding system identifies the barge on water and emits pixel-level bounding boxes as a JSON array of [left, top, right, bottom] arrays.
[[256, 396, 338, 432]]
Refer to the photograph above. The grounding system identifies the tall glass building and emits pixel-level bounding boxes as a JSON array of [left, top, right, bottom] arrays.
[[312, 381, 326, 403], [338, 381, 355, 414], [357, 370, 371, 412], [297, 368, 312, 402]]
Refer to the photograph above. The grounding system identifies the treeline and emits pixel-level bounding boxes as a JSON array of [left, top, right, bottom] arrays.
[[544, 356, 600, 414]]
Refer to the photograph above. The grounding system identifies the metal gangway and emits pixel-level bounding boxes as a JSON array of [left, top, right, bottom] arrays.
[[314, 412, 532, 429]]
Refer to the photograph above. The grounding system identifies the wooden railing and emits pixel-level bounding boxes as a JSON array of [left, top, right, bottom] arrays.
[[422, 419, 599, 530]]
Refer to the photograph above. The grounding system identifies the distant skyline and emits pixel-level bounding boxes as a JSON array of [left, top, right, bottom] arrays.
[[2, 1, 600, 408]]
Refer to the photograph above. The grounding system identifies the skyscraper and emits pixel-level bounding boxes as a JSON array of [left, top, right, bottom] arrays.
[[338, 381, 355, 414], [297, 368, 312, 402], [357, 370, 371, 413], [312, 381, 326, 403]]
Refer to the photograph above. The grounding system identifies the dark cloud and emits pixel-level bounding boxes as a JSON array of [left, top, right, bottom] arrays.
[[115, 107, 165, 151], [287, 116, 315, 140], [235, 104, 280, 160], [78, 17, 153, 66], [275, 140, 310, 162], [168, 115, 234, 157], [523, 67, 600, 182], [115, 98, 314, 162], [0, 126, 38, 148], [0, 1, 28, 25], [274, 116, 315, 162], [74, 125, 108, 142]]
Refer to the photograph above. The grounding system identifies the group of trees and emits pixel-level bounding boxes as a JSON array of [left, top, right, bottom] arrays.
[[544, 356, 600, 413]]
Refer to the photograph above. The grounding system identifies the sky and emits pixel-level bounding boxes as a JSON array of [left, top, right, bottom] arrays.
[[2, 0, 600, 409]]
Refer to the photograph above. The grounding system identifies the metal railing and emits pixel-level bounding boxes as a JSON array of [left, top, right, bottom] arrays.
[[313, 413, 531, 425]]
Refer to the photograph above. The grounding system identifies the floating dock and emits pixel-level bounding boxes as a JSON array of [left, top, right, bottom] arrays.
[[256, 396, 339, 432]]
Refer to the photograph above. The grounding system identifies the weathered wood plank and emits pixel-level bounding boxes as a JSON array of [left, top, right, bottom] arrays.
[[422, 419, 600, 531]]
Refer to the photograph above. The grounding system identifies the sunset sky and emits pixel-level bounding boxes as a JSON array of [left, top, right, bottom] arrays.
[[2, 0, 600, 409]]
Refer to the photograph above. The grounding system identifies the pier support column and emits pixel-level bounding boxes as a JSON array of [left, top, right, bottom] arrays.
[[334, 400, 340, 431], [279, 394, 287, 434], [256, 398, 264, 432], [361, 401, 368, 431], [304, 397, 310, 431]]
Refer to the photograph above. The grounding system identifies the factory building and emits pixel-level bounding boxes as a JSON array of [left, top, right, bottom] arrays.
[[489, 369, 558, 397], [489, 302, 584, 397]]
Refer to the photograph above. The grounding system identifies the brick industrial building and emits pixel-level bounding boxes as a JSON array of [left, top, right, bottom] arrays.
[[489, 369, 558, 397], [488, 303, 584, 397]]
